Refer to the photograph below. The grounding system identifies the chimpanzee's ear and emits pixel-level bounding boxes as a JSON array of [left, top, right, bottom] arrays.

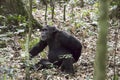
[[52, 26, 57, 33], [46, 25, 49, 28]]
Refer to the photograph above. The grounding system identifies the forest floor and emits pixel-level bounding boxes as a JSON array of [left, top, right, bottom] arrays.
[[0, 3, 120, 80]]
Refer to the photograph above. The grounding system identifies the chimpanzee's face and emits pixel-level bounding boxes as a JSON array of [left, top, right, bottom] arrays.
[[41, 26, 49, 41], [41, 25, 57, 41]]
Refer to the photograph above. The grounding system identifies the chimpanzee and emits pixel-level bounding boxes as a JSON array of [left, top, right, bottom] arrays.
[[29, 25, 82, 74]]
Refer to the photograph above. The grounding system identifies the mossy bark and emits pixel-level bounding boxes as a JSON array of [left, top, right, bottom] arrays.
[[0, 0, 42, 29]]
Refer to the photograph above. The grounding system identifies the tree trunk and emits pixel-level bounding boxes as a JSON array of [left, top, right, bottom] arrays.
[[0, 0, 42, 29], [94, 0, 109, 80]]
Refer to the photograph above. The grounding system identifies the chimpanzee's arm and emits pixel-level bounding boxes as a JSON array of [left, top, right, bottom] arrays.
[[29, 40, 47, 58], [57, 31, 82, 62]]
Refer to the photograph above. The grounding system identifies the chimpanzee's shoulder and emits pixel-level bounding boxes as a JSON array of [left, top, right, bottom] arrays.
[[55, 30, 71, 38]]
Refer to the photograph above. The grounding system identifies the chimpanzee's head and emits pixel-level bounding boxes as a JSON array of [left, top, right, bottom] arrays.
[[41, 25, 57, 41]]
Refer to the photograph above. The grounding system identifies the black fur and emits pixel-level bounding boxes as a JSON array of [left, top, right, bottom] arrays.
[[29, 25, 82, 74]]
